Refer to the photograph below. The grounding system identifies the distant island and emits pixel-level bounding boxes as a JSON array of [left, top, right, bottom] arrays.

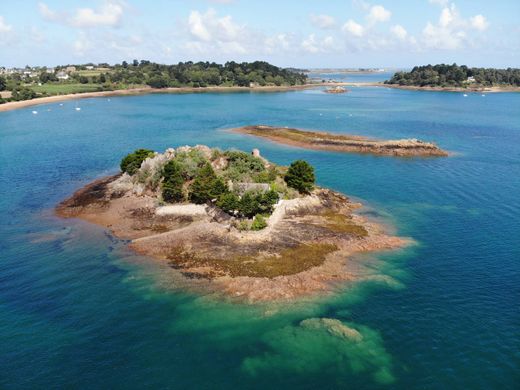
[[56, 146, 407, 301], [233, 125, 448, 157], [385, 64, 520, 92], [0, 60, 307, 105]]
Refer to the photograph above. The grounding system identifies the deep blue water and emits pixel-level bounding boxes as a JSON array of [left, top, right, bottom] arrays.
[[1, 87, 519, 389]]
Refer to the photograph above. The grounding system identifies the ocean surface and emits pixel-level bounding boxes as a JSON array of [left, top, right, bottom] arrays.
[[306, 70, 395, 83], [0, 87, 519, 389]]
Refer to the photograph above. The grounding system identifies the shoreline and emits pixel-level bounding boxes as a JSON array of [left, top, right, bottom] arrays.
[[382, 84, 520, 93], [0, 83, 352, 113]]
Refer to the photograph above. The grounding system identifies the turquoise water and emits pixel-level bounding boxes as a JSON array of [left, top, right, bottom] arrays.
[[1, 87, 519, 389]]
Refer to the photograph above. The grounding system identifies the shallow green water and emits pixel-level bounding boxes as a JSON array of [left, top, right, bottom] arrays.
[[0, 87, 519, 389]]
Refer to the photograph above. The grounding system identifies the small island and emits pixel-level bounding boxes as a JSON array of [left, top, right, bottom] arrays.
[[233, 125, 448, 157], [324, 86, 348, 94], [57, 146, 408, 301]]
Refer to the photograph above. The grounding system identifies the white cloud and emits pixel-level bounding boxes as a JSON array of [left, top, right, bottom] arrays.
[[310, 14, 336, 29], [421, 4, 490, 50], [38, 2, 59, 21], [71, 1, 124, 28], [188, 10, 212, 41], [301, 34, 335, 53], [265, 33, 290, 53], [188, 9, 245, 43], [0, 15, 12, 33], [38, 1, 124, 28], [367, 5, 391, 25], [184, 9, 253, 55], [391, 24, 407, 40], [429, 0, 449, 6], [470, 14, 489, 31], [342, 19, 364, 37]]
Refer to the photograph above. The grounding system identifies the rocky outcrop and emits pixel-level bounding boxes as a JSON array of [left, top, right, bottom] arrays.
[[233, 125, 449, 157]]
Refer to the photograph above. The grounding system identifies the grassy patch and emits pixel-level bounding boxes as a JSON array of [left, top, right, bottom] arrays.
[[31, 83, 105, 95], [320, 210, 368, 237], [168, 243, 338, 278]]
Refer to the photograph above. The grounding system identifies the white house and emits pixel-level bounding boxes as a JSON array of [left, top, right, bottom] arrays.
[[57, 71, 69, 80]]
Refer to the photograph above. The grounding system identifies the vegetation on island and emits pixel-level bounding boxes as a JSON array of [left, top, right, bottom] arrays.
[[0, 60, 307, 104], [385, 64, 520, 88], [120, 149, 155, 175], [120, 147, 315, 230], [285, 160, 315, 194]]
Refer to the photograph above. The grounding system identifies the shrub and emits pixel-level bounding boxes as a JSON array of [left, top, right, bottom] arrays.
[[285, 160, 315, 194], [120, 149, 155, 175], [175, 149, 208, 179], [189, 163, 228, 204], [238, 192, 261, 218], [224, 150, 266, 182], [237, 189, 279, 218], [237, 220, 250, 231], [162, 160, 185, 203], [163, 181, 184, 202], [251, 214, 267, 231], [254, 166, 278, 183], [216, 192, 240, 214]]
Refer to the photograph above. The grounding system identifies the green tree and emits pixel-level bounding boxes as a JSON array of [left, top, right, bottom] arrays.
[[285, 160, 315, 194], [239, 192, 261, 218], [162, 160, 185, 202], [216, 192, 240, 214], [0, 76, 6, 91], [189, 163, 227, 204], [120, 149, 155, 175]]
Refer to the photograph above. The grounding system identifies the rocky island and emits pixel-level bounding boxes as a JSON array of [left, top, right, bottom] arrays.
[[57, 145, 408, 301], [233, 125, 448, 157], [324, 86, 348, 94]]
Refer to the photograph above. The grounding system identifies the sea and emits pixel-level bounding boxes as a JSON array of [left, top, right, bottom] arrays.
[[0, 85, 519, 389]]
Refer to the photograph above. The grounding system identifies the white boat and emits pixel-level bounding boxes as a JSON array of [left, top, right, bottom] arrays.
[[481, 94, 486, 97], [32, 111, 38, 115], [463, 94, 468, 97], [75, 107, 81, 111]]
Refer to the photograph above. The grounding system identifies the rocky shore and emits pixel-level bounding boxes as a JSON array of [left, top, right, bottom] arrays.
[[233, 125, 448, 157], [56, 146, 408, 301]]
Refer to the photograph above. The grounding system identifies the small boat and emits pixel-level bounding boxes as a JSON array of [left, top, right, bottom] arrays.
[[481, 94, 486, 97], [75, 107, 81, 111], [32, 111, 38, 115], [59, 103, 63, 106], [463, 94, 468, 97]]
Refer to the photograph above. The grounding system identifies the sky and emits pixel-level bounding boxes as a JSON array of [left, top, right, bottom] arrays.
[[0, 0, 519, 68]]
